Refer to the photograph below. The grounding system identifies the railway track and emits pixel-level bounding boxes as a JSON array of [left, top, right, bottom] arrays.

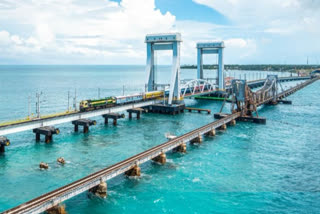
[[3, 113, 240, 214]]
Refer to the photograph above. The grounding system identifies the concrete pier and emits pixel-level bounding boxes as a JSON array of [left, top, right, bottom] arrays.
[[175, 143, 187, 153], [0, 136, 10, 153], [152, 152, 166, 164], [219, 124, 227, 130], [238, 116, 266, 124], [205, 129, 216, 136], [40, 162, 49, 169], [46, 205, 66, 214], [190, 135, 203, 144], [127, 108, 145, 119], [89, 179, 107, 198], [125, 165, 141, 177], [229, 119, 236, 126], [72, 119, 96, 133], [145, 103, 185, 115], [33, 127, 60, 143], [102, 113, 125, 125]]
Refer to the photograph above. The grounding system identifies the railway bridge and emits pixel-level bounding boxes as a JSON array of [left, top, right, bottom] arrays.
[[0, 33, 311, 153], [3, 75, 319, 214]]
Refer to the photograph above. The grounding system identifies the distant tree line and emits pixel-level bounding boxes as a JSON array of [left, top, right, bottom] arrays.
[[181, 64, 319, 72]]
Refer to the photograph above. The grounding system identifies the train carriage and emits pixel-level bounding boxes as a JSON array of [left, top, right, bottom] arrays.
[[115, 94, 143, 105]]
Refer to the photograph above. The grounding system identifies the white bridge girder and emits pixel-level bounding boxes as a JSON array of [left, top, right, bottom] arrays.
[[180, 79, 216, 97]]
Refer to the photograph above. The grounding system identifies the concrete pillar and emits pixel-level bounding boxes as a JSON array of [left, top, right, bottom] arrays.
[[89, 179, 107, 198], [176, 143, 187, 153], [205, 129, 216, 136], [152, 152, 166, 164], [230, 120, 236, 126], [46, 204, 67, 214], [84, 126, 89, 133], [129, 112, 132, 119], [113, 119, 117, 126], [137, 112, 141, 120], [0, 145, 5, 153], [190, 135, 203, 144], [104, 118, 108, 124], [125, 165, 141, 177], [36, 133, 40, 142], [74, 125, 79, 132], [219, 124, 227, 130], [40, 162, 49, 169], [45, 135, 52, 143]]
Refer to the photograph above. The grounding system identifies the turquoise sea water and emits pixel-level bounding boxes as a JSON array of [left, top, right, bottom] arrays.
[[0, 65, 318, 213]]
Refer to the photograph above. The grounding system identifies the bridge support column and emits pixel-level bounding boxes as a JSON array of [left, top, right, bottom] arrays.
[[36, 133, 40, 142], [72, 119, 96, 133], [174, 143, 187, 153], [33, 127, 60, 143], [230, 120, 236, 126], [46, 204, 66, 214], [219, 124, 227, 130], [0, 136, 10, 153], [191, 135, 203, 144], [152, 152, 166, 164], [89, 179, 107, 198], [127, 108, 144, 120], [74, 125, 79, 132], [125, 165, 141, 177], [205, 129, 216, 136], [145, 104, 185, 115], [103, 113, 125, 125]]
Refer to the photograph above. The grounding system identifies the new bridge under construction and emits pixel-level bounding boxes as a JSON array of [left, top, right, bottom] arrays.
[[1, 33, 319, 214]]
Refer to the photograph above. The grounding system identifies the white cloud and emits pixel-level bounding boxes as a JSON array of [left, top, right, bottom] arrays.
[[0, 0, 176, 64], [0, 0, 319, 64], [193, 0, 320, 36]]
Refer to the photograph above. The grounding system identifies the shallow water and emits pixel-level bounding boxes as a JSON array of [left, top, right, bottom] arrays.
[[0, 66, 318, 213]]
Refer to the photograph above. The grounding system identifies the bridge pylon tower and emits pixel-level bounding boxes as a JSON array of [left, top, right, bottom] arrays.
[[197, 42, 225, 90], [145, 33, 182, 105]]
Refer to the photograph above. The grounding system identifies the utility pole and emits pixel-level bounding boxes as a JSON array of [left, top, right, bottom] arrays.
[[73, 89, 77, 111], [67, 91, 70, 112], [98, 88, 100, 99], [28, 96, 31, 119], [36, 92, 42, 119]]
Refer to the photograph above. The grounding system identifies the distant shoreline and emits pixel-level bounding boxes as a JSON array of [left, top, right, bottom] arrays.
[[181, 64, 319, 72]]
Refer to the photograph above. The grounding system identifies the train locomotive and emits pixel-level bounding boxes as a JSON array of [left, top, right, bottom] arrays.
[[79, 91, 165, 112]]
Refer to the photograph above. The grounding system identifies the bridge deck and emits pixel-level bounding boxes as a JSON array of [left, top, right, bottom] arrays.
[[0, 76, 311, 136]]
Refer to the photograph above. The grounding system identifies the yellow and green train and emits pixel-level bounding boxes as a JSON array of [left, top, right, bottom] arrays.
[[79, 91, 165, 112]]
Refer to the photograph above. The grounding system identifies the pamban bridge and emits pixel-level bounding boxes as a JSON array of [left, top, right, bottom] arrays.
[[1, 33, 318, 214]]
